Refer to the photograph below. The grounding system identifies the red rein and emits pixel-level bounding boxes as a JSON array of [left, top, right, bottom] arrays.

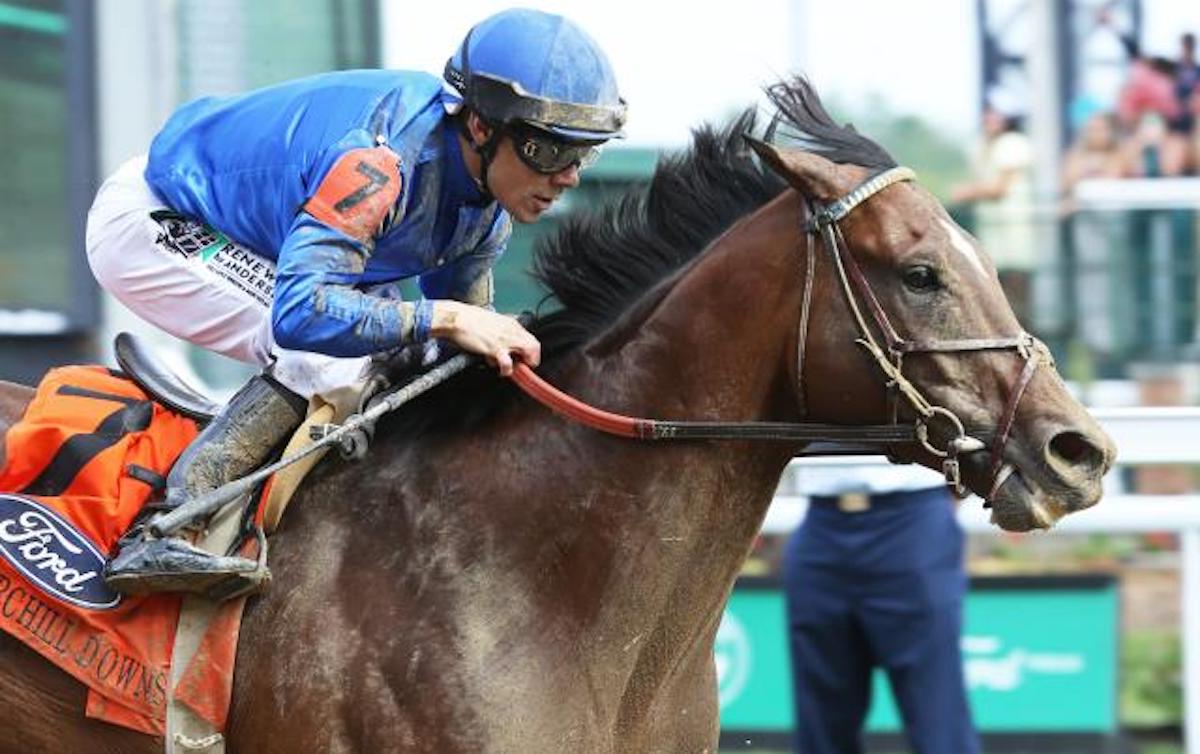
[[510, 362, 655, 439], [508, 363, 921, 446]]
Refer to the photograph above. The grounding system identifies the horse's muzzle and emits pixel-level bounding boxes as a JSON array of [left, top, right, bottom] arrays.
[[1042, 424, 1116, 512]]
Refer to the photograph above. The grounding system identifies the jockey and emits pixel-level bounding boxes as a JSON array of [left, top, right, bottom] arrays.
[[85, 8, 626, 596]]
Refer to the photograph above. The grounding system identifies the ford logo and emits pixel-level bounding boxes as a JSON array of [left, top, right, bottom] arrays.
[[0, 494, 121, 610]]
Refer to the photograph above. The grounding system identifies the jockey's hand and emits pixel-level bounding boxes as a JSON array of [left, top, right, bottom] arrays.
[[430, 301, 541, 377]]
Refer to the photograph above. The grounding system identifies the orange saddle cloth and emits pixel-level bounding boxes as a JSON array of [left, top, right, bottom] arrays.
[[0, 366, 244, 736]]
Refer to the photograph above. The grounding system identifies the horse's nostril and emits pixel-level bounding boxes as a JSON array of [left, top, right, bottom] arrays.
[[1049, 430, 1105, 472]]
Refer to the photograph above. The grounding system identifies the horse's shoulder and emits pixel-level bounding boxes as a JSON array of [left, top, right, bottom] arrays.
[[0, 381, 33, 425], [0, 381, 35, 469]]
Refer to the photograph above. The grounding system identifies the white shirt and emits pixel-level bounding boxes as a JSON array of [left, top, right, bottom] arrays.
[[792, 462, 945, 497]]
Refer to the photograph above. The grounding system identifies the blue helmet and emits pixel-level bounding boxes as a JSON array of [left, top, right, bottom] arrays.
[[444, 8, 626, 142]]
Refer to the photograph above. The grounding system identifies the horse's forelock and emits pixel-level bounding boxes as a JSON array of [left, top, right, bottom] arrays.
[[763, 77, 897, 172]]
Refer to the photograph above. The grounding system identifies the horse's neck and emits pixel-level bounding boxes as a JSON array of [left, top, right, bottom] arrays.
[[584, 192, 804, 422], [549, 193, 802, 682], [254, 198, 805, 741]]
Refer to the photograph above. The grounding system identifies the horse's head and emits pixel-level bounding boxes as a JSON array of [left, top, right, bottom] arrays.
[[752, 138, 1115, 532]]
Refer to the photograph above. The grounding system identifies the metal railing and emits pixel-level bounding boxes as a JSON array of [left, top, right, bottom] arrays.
[[952, 179, 1200, 378]]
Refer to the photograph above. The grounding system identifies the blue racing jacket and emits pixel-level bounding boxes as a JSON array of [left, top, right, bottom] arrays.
[[145, 70, 510, 357]]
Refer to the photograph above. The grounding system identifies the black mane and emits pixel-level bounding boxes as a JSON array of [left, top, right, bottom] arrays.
[[376, 78, 896, 439], [526, 107, 784, 359]]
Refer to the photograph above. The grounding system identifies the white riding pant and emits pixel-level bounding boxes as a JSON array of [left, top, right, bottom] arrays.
[[85, 155, 371, 399]]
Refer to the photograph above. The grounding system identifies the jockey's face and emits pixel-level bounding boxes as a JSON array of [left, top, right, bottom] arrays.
[[462, 114, 583, 223], [489, 133, 582, 223]]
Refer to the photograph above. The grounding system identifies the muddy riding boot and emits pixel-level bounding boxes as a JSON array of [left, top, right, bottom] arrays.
[[104, 373, 307, 597]]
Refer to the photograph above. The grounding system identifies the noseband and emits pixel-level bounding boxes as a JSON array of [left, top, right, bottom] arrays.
[[798, 166, 1052, 501]]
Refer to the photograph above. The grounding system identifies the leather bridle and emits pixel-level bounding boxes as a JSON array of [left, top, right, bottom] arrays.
[[492, 164, 1052, 505], [798, 166, 1052, 501]]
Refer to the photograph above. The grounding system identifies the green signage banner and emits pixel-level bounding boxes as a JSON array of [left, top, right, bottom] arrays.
[[717, 577, 1118, 734]]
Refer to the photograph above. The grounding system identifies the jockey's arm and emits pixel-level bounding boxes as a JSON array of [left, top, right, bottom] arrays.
[[271, 214, 539, 373], [419, 248, 498, 311], [272, 141, 539, 370], [272, 212, 432, 357], [417, 243, 540, 374]]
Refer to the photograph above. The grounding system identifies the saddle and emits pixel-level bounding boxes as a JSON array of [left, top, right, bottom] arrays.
[[114, 333, 221, 423], [0, 335, 340, 751], [0, 361, 219, 742], [0, 333, 443, 750]]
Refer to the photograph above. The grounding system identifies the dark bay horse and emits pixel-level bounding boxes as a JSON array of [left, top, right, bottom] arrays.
[[0, 79, 1113, 753]]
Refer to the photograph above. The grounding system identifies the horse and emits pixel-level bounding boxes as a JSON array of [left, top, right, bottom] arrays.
[[0, 78, 1113, 753]]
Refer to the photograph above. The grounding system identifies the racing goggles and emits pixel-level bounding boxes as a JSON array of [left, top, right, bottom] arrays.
[[509, 124, 604, 174]]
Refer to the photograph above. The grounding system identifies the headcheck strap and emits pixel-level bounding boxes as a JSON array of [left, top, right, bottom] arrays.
[[805, 166, 916, 231]]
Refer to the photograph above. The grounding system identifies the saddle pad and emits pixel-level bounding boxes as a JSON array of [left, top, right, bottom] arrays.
[[0, 366, 242, 735]]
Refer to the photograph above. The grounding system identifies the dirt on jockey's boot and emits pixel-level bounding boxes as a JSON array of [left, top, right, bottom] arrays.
[[104, 373, 307, 598]]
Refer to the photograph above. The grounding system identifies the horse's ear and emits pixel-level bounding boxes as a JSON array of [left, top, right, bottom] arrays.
[[745, 136, 845, 203]]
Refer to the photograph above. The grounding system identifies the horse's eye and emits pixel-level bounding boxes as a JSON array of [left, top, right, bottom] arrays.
[[903, 265, 939, 291]]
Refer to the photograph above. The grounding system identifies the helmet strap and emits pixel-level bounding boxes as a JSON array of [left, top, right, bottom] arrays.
[[453, 28, 497, 204], [476, 134, 500, 202], [465, 113, 500, 203]]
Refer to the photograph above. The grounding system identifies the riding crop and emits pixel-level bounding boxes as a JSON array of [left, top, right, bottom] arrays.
[[148, 352, 478, 537]]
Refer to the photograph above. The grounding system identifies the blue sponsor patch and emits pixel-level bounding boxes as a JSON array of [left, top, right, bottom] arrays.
[[0, 493, 121, 610]]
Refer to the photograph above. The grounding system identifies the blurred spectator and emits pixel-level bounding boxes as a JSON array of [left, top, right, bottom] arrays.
[[1186, 86, 1200, 174], [1178, 35, 1200, 174], [1114, 44, 1181, 130], [951, 100, 1035, 272], [1173, 32, 1199, 134], [1062, 111, 1124, 195], [1117, 111, 1188, 177], [1097, 9, 1181, 130], [1095, 12, 1193, 176], [782, 465, 980, 754]]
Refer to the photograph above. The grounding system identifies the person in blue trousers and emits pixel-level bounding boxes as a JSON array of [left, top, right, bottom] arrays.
[[782, 465, 981, 754]]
